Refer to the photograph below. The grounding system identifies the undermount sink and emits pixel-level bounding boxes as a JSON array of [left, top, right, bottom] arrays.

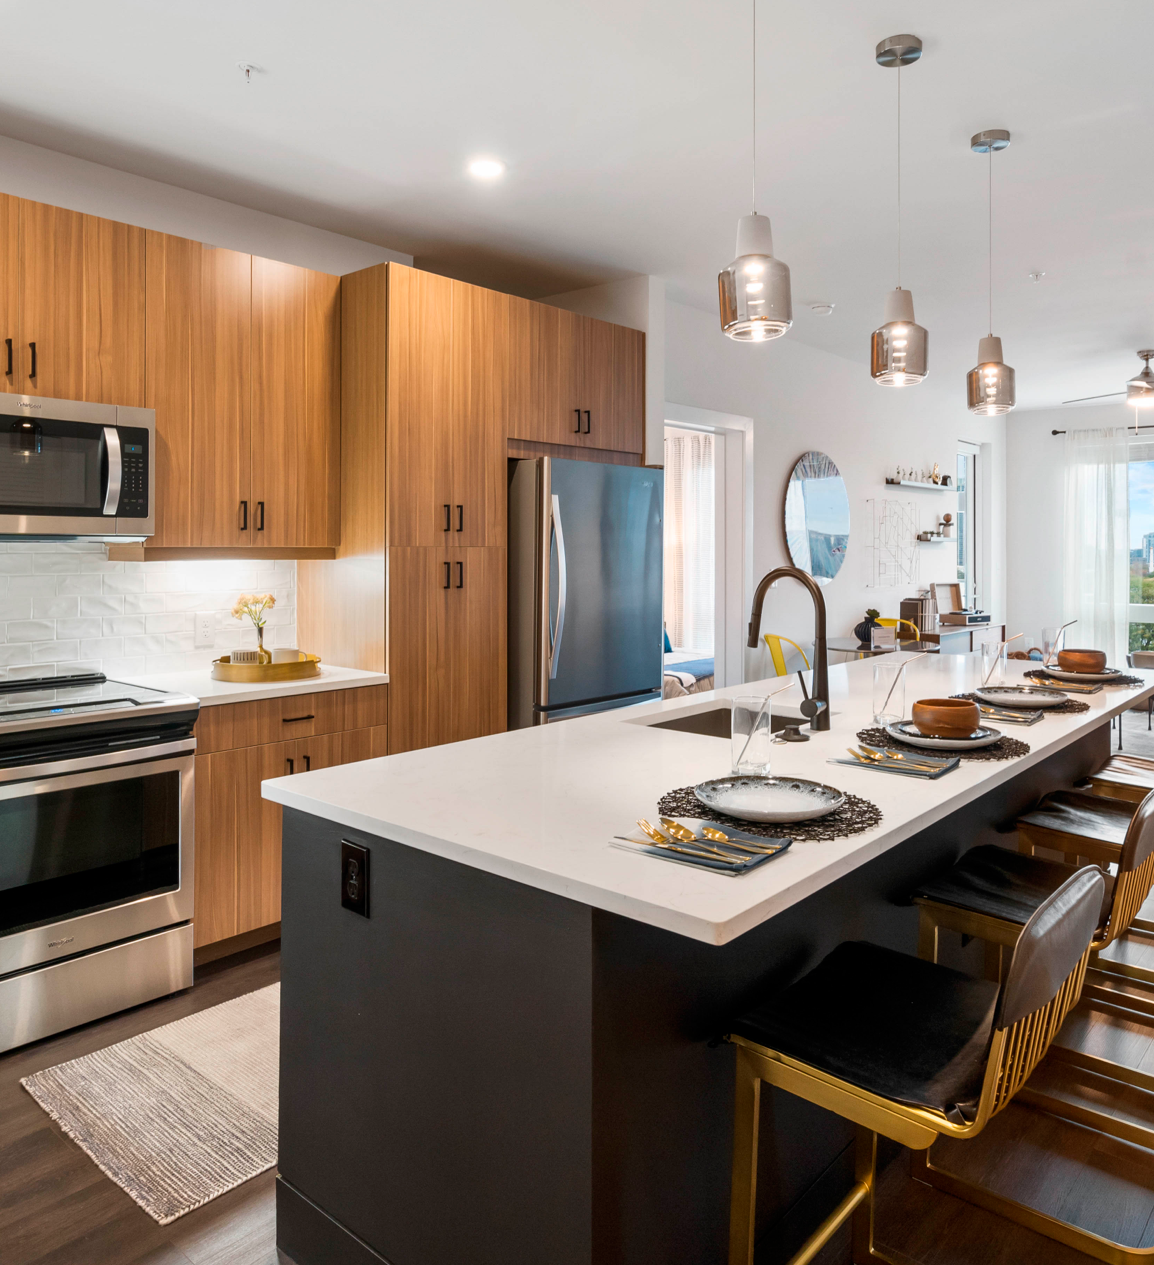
[[644, 706, 798, 738]]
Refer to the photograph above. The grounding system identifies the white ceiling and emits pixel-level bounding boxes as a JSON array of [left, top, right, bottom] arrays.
[[3, 0, 1153, 409]]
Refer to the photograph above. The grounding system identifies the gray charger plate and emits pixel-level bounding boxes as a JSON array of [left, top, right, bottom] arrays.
[[694, 775, 846, 823], [885, 720, 1003, 751], [1040, 666, 1121, 683], [973, 685, 1068, 708]]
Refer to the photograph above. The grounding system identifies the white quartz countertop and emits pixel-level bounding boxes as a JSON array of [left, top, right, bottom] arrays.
[[119, 664, 388, 706], [261, 655, 1154, 945]]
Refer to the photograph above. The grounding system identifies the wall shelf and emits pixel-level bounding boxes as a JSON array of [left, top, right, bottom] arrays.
[[884, 479, 952, 491]]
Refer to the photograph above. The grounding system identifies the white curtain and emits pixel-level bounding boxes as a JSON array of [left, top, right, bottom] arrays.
[[1063, 427, 1129, 667], [663, 430, 715, 652]]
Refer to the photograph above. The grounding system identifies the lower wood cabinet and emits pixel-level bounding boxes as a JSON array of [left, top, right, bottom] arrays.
[[193, 685, 388, 947]]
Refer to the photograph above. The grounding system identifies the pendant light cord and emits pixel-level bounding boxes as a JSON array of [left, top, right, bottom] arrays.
[[896, 62, 901, 288], [988, 147, 993, 336], [751, 0, 757, 214]]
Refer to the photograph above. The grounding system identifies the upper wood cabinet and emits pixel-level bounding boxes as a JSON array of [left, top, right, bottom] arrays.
[[143, 234, 340, 551], [519, 303, 644, 454], [0, 194, 145, 406]]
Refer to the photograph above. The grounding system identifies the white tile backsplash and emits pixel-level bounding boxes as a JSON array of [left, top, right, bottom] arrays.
[[0, 543, 296, 680]]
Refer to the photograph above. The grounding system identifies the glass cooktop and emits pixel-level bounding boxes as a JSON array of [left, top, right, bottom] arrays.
[[0, 673, 194, 725]]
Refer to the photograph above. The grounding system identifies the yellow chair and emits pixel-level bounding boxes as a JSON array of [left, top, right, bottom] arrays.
[[762, 634, 810, 677]]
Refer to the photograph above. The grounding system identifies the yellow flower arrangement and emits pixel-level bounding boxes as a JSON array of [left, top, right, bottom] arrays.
[[231, 592, 276, 631]]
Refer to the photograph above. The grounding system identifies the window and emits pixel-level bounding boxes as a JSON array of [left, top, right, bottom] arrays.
[[957, 442, 979, 608], [1128, 446, 1154, 650], [663, 428, 715, 652]]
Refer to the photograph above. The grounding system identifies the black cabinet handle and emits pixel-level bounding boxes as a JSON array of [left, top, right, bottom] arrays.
[[583, 410, 591, 434], [456, 561, 464, 589], [240, 500, 248, 530], [444, 561, 451, 589], [303, 754, 311, 771], [574, 408, 582, 434], [443, 503, 451, 532], [28, 341, 36, 379], [456, 504, 463, 532], [4, 339, 11, 376], [286, 757, 294, 775], [256, 501, 265, 531], [282, 714, 315, 724]]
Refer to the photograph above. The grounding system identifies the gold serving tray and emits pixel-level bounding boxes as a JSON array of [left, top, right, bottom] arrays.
[[211, 653, 322, 683]]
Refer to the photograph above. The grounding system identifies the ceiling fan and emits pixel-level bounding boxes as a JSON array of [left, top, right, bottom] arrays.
[[1062, 349, 1154, 407]]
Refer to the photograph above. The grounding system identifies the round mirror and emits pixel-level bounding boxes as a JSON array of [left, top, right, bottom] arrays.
[[784, 451, 850, 585]]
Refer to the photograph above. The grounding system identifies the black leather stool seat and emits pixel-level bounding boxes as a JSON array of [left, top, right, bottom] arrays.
[[1018, 789, 1134, 845], [912, 844, 1111, 928], [730, 941, 999, 1125]]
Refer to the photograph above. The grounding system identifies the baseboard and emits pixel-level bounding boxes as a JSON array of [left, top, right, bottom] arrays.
[[277, 1175, 395, 1265], [193, 922, 281, 966]]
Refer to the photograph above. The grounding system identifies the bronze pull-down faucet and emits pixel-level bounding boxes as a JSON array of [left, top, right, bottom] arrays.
[[746, 566, 830, 732]]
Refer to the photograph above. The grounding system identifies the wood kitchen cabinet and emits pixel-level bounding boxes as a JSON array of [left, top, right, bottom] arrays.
[[0, 194, 146, 406], [192, 685, 388, 948], [143, 235, 339, 551]]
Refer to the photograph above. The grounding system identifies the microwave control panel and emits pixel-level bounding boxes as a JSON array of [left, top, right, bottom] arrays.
[[117, 428, 149, 518]]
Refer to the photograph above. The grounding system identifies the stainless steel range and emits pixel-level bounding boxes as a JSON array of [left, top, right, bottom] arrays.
[[0, 672, 199, 1052]]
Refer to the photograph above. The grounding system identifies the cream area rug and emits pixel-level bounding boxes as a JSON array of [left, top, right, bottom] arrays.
[[21, 983, 279, 1224]]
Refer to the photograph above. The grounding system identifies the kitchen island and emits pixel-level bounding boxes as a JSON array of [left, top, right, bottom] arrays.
[[262, 654, 1153, 1265]]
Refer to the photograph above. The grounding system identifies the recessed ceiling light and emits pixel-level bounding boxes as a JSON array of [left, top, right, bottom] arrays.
[[468, 158, 505, 180]]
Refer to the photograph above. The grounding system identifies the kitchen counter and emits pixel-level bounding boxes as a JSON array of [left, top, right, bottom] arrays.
[[119, 663, 388, 706], [263, 654, 1148, 945], [268, 654, 1153, 1265]]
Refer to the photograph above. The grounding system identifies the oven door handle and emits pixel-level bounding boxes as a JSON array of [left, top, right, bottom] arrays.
[[0, 737, 196, 787], [102, 427, 122, 516]]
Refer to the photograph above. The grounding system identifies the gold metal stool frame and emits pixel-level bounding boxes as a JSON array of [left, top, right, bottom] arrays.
[[727, 947, 1092, 1265]]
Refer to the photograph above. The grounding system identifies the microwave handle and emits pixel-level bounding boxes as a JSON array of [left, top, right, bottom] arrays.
[[102, 427, 122, 516]]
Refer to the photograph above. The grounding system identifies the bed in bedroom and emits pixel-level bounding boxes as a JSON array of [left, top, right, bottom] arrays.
[[663, 651, 715, 698]]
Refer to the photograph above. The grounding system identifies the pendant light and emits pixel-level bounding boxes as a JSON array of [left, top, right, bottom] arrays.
[[718, 0, 792, 341], [966, 129, 1015, 415], [870, 35, 928, 386]]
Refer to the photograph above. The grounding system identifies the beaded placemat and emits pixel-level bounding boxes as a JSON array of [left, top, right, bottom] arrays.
[[951, 691, 1090, 716], [656, 786, 882, 843], [856, 726, 1030, 762], [1025, 670, 1145, 689]]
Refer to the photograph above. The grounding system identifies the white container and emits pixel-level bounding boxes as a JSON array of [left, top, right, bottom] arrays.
[[272, 648, 302, 664]]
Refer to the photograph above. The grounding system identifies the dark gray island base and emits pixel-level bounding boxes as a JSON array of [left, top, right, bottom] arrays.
[[276, 725, 1107, 1265]]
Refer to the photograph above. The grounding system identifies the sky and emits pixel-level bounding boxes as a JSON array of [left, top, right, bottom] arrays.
[[1131, 461, 1154, 549]]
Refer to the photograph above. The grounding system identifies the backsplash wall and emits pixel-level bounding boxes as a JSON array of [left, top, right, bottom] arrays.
[[0, 542, 296, 681]]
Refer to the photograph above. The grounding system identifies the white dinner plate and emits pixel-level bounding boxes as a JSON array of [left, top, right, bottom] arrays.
[[973, 685, 1068, 708], [693, 776, 846, 823], [885, 721, 1004, 750], [1036, 666, 1122, 684]]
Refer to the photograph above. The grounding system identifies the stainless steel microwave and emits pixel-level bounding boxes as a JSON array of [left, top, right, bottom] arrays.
[[0, 394, 154, 541]]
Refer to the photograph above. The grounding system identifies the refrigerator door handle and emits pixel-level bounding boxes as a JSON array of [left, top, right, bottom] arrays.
[[548, 492, 567, 679]]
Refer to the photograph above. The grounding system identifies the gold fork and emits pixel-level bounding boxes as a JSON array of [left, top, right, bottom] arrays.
[[637, 819, 737, 861]]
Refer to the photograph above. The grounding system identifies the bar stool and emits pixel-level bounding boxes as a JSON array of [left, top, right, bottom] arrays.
[[1084, 752, 1154, 806], [725, 868, 1103, 1265]]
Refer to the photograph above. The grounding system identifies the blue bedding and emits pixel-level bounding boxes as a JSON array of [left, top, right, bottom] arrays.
[[665, 657, 715, 681]]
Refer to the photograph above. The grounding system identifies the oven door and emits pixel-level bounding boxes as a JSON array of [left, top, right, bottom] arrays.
[[0, 741, 194, 977]]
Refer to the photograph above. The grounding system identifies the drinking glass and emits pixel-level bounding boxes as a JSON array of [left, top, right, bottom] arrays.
[[1042, 626, 1062, 664], [872, 661, 905, 727], [731, 696, 773, 776], [981, 639, 1005, 685]]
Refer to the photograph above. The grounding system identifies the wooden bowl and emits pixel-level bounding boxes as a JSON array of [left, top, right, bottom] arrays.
[[1057, 648, 1107, 674], [911, 697, 981, 739]]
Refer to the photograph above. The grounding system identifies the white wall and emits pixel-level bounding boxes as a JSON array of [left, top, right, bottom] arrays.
[[0, 133, 410, 274], [663, 300, 1008, 671]]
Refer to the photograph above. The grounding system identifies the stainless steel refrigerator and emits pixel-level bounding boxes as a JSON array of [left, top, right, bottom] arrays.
[[508, 456, 664, 727]]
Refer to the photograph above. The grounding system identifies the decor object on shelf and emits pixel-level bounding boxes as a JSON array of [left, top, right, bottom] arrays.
[[870, 34, 927, 386], [718, 0, 792, 342], [854, 608, 881, 643], [230, 591, 276, 664], [784, 451, 849, 584], [939, 512, 953, 537], [966, 129, 1016, 414]]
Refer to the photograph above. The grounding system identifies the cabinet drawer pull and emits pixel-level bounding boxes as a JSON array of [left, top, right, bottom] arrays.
[[256, 500, 265, 531], [443, 503, 451, 531], [28, 341, 36, 380], [456, 560, 464, 589], [583, 409, 591, 434], [286, 757, 294, 774], [574, 408, 582, 434], [456, 504, 463, 532], [239, 500, 248, 531], [303, 754, 311, 771], [282, 714, 315, 724], [444, 561, 451, 589], [4, 338, 11, 376]]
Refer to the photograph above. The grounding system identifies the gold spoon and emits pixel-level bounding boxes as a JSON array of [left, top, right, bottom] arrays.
[[700, 825, 784, 855], [659, 817, 699, 843], [627, 832, 745, 865], [853, 746, 941, 773], [637, 819, 736, 861]]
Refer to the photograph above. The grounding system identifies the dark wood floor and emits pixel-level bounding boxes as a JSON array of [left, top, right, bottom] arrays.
[[0, 941, 282, 1265], [8, 934, 1154, 1264]]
